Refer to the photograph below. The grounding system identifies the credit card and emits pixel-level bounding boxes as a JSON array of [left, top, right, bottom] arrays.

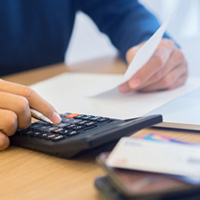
[[142, 133, 192, 144], [107, 137, 200, 179]]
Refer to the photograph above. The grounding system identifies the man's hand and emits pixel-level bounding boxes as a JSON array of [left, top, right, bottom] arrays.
[[119, 39, 188, 93], [0, 80, 61, 150]]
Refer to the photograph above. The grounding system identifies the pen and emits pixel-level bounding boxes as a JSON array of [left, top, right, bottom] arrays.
[[30, 108, 53, 124]]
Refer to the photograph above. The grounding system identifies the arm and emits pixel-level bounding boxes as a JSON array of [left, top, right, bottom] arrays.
[[77, 0, 166, 61], [78, 0, 188, 92], [0, 79, 61, 150]]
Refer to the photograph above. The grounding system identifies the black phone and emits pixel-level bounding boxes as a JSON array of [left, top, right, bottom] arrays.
[[96, 152, 200, 200]]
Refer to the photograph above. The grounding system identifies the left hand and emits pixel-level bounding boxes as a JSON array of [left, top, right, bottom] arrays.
[[118, 39, 188, 93]]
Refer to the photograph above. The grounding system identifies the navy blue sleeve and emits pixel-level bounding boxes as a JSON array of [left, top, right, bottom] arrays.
[[77, 0, 170, 61]]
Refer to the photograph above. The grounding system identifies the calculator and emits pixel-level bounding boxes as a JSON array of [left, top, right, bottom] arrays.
[[10, 113, 162, 158]]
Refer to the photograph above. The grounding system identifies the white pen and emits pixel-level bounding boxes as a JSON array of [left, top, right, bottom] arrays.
[[30, 108, 53, 124]]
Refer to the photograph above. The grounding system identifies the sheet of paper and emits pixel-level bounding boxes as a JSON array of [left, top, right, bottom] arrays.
[[148, 87, 200, 128], [106, 137, 200, 179], [30, 73, 200, 120], [85, 14, 172, 97]]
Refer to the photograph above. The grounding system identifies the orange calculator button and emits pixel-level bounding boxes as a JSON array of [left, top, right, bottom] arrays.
[[65, 113, 80, 118]]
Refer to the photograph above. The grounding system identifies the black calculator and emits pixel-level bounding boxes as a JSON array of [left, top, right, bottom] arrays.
[[10, 113, 162, 158]]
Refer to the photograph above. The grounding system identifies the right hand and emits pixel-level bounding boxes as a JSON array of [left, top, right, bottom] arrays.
[[119, 39, 188, 93], [0, 79, 61, 150]]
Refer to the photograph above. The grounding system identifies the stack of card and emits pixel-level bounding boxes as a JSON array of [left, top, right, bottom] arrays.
[[95, 133, 200, 200]]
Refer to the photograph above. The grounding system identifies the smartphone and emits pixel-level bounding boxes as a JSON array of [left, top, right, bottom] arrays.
[[96, 152, 200, 199]]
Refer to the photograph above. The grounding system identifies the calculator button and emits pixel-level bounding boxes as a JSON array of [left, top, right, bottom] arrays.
[[60, 130, 68, 135], [66, 124, 76, 129], [97, 118, 108, 122], [80, 115, 91, 120], [89, 116, 101, 121], [51, 135, 66, 141], [77, 120, 88, 125], [73, 115, 82, 119], [65, 113, 80, 118], [54, 123, 70, 128], [20, 113, 117, 141], [41, 133, 48, 138], [46, 134, 58, 140], [38, 126, 52, 131], [66, 131, 79, 136], [51, 128, 74, 135], [33, 132, 42, 137], [48, 126, 60, 132], [61, 118, 81, 124], [52, 127, 65, 133], [85, 122, 96, 126], [72, 125, 84, 131], [25, 130, 35, 136]]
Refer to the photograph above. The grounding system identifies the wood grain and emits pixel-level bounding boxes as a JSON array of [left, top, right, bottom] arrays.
[[0, 57, 199, 200]]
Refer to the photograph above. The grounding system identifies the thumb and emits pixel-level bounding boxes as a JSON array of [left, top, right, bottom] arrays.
[[126, 42, 145, 65]]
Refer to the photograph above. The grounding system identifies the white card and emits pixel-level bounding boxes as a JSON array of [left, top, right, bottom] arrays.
[[107, 137, 200, 179], [85, 13, 172, 97]]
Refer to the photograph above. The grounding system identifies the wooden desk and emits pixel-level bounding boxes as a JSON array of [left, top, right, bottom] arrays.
[[1, 57, 200, 200]]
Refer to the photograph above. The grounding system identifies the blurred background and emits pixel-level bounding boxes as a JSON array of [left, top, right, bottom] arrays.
[[65, 0, 200, 77]]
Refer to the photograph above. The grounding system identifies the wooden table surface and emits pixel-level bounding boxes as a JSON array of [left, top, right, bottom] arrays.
[[1, 57, 200, 200]]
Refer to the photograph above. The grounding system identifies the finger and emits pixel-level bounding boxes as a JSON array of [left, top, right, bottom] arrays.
[[29, 93, 61, 124], [0, 92, 31, 129], [168, 74, 188, 90], [0, 80, 61, 124], [128, 39, 175, 90], [138, 49, 187, 90], [139, 63, 188, 92], [0, 109, 18, 136], [118, 82, 132, 93], [126, 44, 142, 64], [0, 132, 10, 151]]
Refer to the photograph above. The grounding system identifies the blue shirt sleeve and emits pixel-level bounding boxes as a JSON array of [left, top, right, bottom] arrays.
[[77, 0, 170, 61]]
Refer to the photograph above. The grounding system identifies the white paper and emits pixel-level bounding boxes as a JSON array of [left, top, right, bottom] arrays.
[[85, 14, 172, 97], [30, 73, 200, 120], [149, 87, 200, 129], [107, 137, 200, 179]]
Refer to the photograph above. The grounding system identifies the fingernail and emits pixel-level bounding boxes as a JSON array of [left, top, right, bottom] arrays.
[[0, 134, 9, 150], [129, 78, 141, 89], [52, 112, 61, 124]]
